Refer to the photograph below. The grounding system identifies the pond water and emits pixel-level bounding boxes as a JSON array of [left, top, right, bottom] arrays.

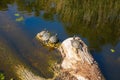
[[0, 0, 120, 80]]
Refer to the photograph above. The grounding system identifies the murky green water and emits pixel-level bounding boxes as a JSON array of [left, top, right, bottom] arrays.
[[0, 0, 120, 80]]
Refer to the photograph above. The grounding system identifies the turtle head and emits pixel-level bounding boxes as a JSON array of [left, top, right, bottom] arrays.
[[73, 35, 76, 40]]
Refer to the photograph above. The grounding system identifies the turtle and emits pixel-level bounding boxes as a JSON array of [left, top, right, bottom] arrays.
[[49, 34, 58, 44], [41, 31, 50, 43], [71, 36, 83, 53], [39, 28, 47, 37]]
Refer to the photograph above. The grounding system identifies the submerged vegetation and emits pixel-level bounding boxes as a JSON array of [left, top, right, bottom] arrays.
[[0, 72, 5, 80], [0, 72, 13, 80]]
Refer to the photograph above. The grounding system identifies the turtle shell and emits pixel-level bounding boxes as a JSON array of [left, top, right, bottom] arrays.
[[49, 35, 58, 43], [39, 30, 46, 36], [71, 40, 81, 49], [71, 36, 83, 50], [42, 32, 50, 41]]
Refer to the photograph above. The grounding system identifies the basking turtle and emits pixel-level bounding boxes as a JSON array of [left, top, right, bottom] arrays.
[[39, 28, 47, 37], [49, 34, 58, 44], [71, 36, 83, 53], [42, 31, 50, 43]]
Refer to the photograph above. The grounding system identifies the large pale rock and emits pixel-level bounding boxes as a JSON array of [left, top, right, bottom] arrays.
[[58, 37, 105, 80]]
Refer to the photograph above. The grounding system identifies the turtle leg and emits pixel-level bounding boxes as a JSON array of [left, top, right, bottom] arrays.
[[44, 41, 46, 44], [43, 41, 48, 45], [45, 40, 49, 44]]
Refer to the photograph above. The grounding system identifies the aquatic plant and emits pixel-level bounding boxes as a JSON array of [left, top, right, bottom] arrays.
[[14, 13, 20, 17], [16, 16, 24, 22], [110, 49, 115, 53], [0, 72, 5, 80]]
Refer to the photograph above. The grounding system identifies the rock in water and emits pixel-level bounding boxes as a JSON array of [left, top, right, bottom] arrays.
[[58, 37, 105, 80]]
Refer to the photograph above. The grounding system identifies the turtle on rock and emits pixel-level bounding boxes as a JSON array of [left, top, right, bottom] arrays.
[[49, 34, 58, 44], [39, 28, 47, 37], [41, 31, 51, 43], [71, 36, 83, 53]]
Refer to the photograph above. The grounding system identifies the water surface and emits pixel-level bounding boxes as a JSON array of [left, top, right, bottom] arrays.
[[0, 0, 120, 80]]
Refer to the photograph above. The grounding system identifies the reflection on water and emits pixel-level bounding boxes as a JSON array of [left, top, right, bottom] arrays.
[[0, 0, 120, 80]]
